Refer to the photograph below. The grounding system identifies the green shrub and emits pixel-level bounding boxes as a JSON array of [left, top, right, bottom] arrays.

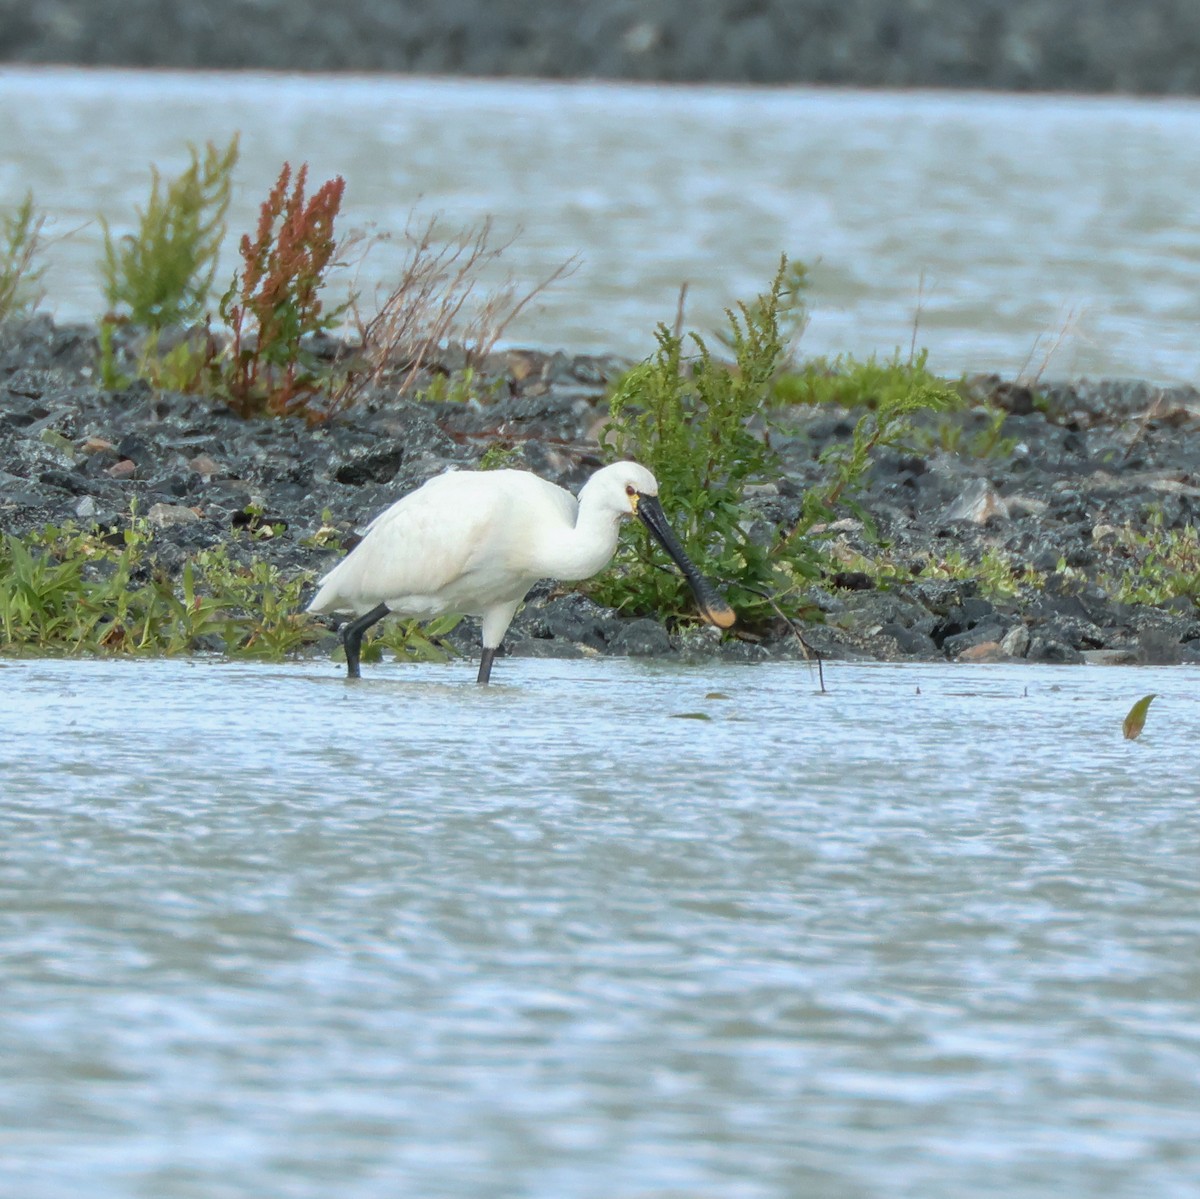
[[593, 258, 959, 627], [716, 255, 811, 367], [100, 136, 238, 330], [594, 258, 808, 624]]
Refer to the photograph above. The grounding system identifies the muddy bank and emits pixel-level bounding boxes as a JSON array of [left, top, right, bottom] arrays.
[[4, 314, 1200, 670], [3, 0, 1200, 95]]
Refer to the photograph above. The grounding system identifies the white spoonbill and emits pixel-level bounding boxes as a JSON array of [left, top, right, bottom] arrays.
[[307, 461, 736, 683]]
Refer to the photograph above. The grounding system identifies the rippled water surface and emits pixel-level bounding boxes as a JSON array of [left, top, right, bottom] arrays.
[[3, 656, 1200, 1198], [5, 69, 1200, 380]]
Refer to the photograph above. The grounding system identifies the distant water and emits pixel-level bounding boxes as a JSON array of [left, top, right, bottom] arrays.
[[3, 656, 1200, 1199], [4, 68, 1200, 382]]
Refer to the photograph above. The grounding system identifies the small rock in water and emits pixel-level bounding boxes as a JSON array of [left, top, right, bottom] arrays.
[[1081, 648, 1140, 666]]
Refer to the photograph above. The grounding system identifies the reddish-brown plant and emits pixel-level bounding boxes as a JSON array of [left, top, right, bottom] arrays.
[[220, 163, 347, 418]]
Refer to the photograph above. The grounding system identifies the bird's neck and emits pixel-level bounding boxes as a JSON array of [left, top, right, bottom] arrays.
[[539, 503, 622, 582]]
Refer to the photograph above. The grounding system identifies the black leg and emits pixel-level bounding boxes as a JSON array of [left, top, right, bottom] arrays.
[[340, 603, 390, 679], [477, 645, 499, 685]]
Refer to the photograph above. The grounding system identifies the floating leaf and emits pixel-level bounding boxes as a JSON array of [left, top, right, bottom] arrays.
[[1122, 693, 1157, 741], [704, 691, 731, 700], [671, 712, 712, 721]]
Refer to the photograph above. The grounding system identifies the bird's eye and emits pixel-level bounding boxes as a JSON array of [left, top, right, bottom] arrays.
[[625, 484, 636, 497]]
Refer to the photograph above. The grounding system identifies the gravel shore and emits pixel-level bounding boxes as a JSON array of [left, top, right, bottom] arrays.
[[3, 0, 1200, 94], [5, 314, 1200, 670]]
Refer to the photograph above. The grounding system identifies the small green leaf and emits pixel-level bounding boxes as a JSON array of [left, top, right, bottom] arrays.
[[704, 691, 731, 700], [1123, 693, 1157, 741], [671, 712, 712, 720]]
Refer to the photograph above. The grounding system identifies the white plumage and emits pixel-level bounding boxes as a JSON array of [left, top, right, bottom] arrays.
[[308, 461, 734, 683]]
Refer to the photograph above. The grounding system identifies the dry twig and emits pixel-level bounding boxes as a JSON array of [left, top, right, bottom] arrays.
[[345, 213, 577, 400]]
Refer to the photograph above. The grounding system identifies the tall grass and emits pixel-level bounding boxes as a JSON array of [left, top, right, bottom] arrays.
[[0, 192, 48, 320]]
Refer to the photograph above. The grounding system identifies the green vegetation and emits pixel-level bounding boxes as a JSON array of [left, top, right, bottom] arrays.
[[415, 366, 505, 405], [98, 137, 238, 390], [774, 347, 950, 410], [717, 255, 811, 365], [594, 257, 959, 627], [593, 258, 791, 624], [1, 519, 310, 657], [829, 542, 1046, 602], [79, 150, 580, 415], [1096, 514, 1200, 606], [101, 137, 238, 330], [0, 192, 47, 320], [477, 442, 524, 471], [0, 517, 456, 664], [363, 614, 462, 667]]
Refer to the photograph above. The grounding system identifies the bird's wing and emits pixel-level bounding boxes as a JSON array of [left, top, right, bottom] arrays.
[[308, 471, 558, 615]]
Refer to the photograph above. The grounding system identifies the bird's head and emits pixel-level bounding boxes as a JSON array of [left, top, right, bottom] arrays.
[[580, 461, 659, 520], [584, 461, 736, 630]]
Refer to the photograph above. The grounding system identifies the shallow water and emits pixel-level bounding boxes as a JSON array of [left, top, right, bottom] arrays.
[[4, 69, 1200, 380], [2, 656, 1199, 1198]]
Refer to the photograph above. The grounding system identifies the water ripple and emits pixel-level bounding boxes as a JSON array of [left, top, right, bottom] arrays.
[[2, 658, 1200, 1197]]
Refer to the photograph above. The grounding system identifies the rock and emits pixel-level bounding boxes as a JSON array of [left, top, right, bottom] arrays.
[[524, 592, 613, 650], [1136, 627, 1183, 666], [332, 442, 406, 486], [1081, 648, 1140, 666], [147, 502, 201, 529], [188, 454, 221, 478], [719, 638, 771, 663], [907, 578, 979, 614], [116, 433, 154, 463], [956, 640, 1007, 663], [608, 618, 673, 657], [944, 622, 1009, 657], [879, 622, 936, 657], [939, 479, 1009, 525], [505, 637, 588, 660], [675, 623, 724, 657], [1026, 637, 1085, 665], [999, 624, 1031, 658]]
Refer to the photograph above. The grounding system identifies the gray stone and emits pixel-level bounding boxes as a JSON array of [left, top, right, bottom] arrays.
[[608, 618, 673, 657], [1026, 637, 1085, 665], [999, 624, 1031, 658], [147, 502, 201, 529], [939, 479, 1009, 525]]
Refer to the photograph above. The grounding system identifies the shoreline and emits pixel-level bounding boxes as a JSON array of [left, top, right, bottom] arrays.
[[4, 314, 1200, 670], [5, 1, 1200, 96]]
